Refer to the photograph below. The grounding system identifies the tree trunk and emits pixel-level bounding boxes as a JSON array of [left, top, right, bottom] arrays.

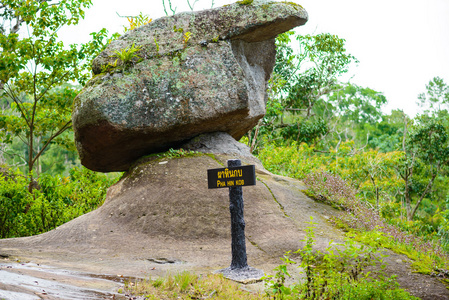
[[405, 194, 413, 221], [376, 186, 379, 210], [404, 170, 413, 221], [28, 134, 34, 193], [409, 173, 437, 221], [250, 122, 261, 153], [369, 175, 379, 211]]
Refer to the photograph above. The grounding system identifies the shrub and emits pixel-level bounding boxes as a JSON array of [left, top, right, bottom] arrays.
[[0, 169, 33, 238], [257, 142, 403, 206], [304, 171, 449, 274], [257, 142, 327, 179], [264, 218, 418, 299], [0, 167, 119, 238]]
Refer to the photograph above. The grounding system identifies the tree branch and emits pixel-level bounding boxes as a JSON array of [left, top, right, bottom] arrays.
[[285, 108, 309, 111], [410, 171, 438, 220], [116, 12, 137, 18], [162, 0, 176, 15], [312, 149, 331, 154], [35, 69, 71, 103], [4, 83, 31, 127], [1, 151, 28, 165], [250, 120, 261, 153], [187, 0, 199, 11], [402, 112, 408, 153], [31, 120, 72, 166], [17, 134, 29, 146], [4, 0, 58, 34]]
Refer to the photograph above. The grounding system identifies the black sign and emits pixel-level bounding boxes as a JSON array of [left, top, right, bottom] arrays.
[[207, 165, 256, 189]]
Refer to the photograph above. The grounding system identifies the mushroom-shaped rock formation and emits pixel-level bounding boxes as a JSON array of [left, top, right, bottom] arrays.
[[72, 1, 308, 172]]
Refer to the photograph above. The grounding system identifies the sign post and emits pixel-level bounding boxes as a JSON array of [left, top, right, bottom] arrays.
[[208, 159, 264, 282], [227, 159, 248, 269]]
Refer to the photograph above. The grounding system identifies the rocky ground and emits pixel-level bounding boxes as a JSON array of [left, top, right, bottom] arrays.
[[0, 153, 448, 299]]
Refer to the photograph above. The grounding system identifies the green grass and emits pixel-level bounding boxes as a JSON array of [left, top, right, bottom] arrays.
[[123, 272, 265, 299]]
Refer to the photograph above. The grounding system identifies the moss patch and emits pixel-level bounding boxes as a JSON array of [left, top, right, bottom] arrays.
[[237, 0, 254, 5], [282, 1, 304, 9], [204, 153, 224, 166]]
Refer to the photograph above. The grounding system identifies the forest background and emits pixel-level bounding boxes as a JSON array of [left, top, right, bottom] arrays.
[[1, 0, 449, 296]]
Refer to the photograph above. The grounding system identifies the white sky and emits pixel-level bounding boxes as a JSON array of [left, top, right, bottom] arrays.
[[59, 0, 449, 117]]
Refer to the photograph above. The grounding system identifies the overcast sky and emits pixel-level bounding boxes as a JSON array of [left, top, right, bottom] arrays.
[[59, 0, 449, 117]]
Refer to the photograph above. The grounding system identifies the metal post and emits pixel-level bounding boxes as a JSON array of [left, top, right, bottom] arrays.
[[227, 159, 248, 269]]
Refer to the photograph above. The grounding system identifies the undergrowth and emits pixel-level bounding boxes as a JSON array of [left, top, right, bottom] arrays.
[[264, 218, 418, 299], [304, 171, 449, 280], [123, 271, 264, 299], [123, 221, 417, 299], [0, 167, 120, 238], [161, 148, 199, 159]]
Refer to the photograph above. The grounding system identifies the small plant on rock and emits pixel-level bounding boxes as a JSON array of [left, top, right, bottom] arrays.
[[100, 59, 118, 73], [112, 42, 142, 67], [162, 148, 199, 159], [183, 31, 192, 47], [123, 12, 152, 32]]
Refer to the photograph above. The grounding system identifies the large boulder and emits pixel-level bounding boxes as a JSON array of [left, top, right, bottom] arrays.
[[72, 1, 308, 172]]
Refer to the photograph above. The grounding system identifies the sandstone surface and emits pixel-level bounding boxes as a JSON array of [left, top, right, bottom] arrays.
[[72, 1, 308, 172], [1, 152, 448, 299], [0, 152, 343, 276]]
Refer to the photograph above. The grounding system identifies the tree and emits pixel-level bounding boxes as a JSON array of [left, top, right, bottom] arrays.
[[417, 76, 449, 113], [396, 77, 449, 221], [325, 83, 387, 149], [399, 116, 449, 221], [247, 32, 358, 152], [353, 150, 402, 209], [365, 110, 405, 152], [417, 76, 449, 133], [282, 33, 357, 117], [0, 0, 112, 190], [328, 83, 386, 125]]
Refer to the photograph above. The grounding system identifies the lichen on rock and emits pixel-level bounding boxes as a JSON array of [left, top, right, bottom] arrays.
[[72, 1, 308, 172]]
